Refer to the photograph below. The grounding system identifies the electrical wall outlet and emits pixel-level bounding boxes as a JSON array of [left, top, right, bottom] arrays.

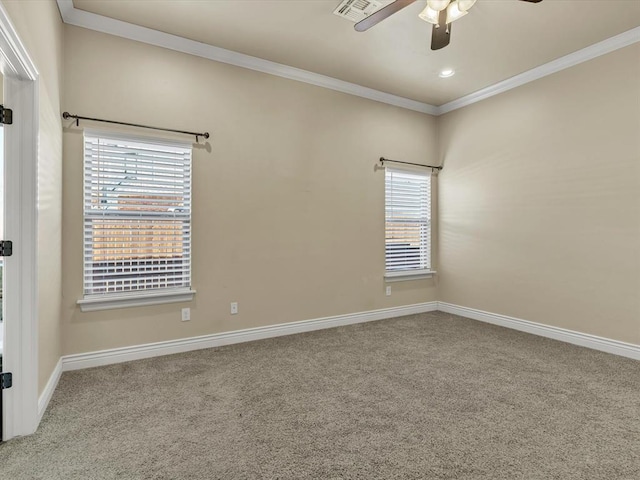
[[181, 307, 191, 321], [230, 302, 238, 315], [386, 286, 391, 296]]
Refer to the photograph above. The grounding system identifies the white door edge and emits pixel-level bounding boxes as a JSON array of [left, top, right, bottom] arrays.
[[0, 3, 40, 441]]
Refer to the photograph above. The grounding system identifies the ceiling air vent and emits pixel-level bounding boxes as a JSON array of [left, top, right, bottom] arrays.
[[333, 0, 385, 23]]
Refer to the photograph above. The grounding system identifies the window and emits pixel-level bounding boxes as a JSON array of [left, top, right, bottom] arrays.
[[78, 131, 194, 311], [385, 167, 432, 279]]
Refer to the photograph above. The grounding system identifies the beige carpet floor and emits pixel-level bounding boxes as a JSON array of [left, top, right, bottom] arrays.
[[1, 311, 639, 479]]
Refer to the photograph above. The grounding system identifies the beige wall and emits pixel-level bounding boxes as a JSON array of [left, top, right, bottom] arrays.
[[12, 7, 633, 362], [438, 44, 640, 344], [61, 25, 438, 355], [2, 0, 64, 393]]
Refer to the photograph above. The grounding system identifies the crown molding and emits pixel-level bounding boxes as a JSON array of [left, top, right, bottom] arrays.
[[437, 26, 640, 115], [57, 1, 640, 117], [55, 0, 438, 115]]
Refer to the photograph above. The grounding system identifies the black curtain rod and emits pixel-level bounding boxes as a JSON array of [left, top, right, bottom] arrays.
[[62, 112, 210, 142], [379, 157, 442, 170]]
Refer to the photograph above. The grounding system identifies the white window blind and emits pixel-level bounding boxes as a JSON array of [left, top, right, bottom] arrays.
[[385, 167, 431, 272], [83, 133, 192, 297]]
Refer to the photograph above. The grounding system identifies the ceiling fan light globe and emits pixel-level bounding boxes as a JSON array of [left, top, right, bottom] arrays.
[[457, 0, 477, 12], [427, 0, 451, 12], [418, 5, 440, 24], [446, 0, 468, 24]]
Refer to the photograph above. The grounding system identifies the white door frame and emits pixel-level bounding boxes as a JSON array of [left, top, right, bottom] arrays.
[[0, 5, 40, 440]]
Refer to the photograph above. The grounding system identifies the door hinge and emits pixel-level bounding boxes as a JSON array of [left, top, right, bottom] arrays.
[[0, 372, 12, 390], [0, 240, 12, 257], [0, 105, 13, 125]]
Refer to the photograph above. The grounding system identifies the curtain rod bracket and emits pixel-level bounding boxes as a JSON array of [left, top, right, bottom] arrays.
[[62, 112, 209, 142], [379, 157, 442, 171]]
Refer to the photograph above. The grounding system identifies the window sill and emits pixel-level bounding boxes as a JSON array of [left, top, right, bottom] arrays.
[[77, 289, 196, 312], [384, 270, 436, 282]]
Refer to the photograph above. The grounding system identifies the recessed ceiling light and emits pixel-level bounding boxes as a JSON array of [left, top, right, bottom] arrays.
[[439, 68, 455, 78]]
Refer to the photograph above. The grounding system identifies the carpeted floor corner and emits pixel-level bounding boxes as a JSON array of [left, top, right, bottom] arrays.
[[1, 311, 639, 479]]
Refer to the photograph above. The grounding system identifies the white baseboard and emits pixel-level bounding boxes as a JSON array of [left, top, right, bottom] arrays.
[[437, 302, 640, 361], [38, 358, 62, 423], [62, 302, 438, 371], [39, 299, 637, 433]]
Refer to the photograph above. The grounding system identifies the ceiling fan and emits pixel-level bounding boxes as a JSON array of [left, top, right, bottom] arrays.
[[355, 0, 543, 51]]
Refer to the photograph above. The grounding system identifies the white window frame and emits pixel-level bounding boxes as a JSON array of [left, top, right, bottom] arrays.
[[384, 166, 435, 282], [77, 130, 195, 311]]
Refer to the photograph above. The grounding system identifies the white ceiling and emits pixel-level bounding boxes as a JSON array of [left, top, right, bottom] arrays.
[[71, 0, 640, 106]]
